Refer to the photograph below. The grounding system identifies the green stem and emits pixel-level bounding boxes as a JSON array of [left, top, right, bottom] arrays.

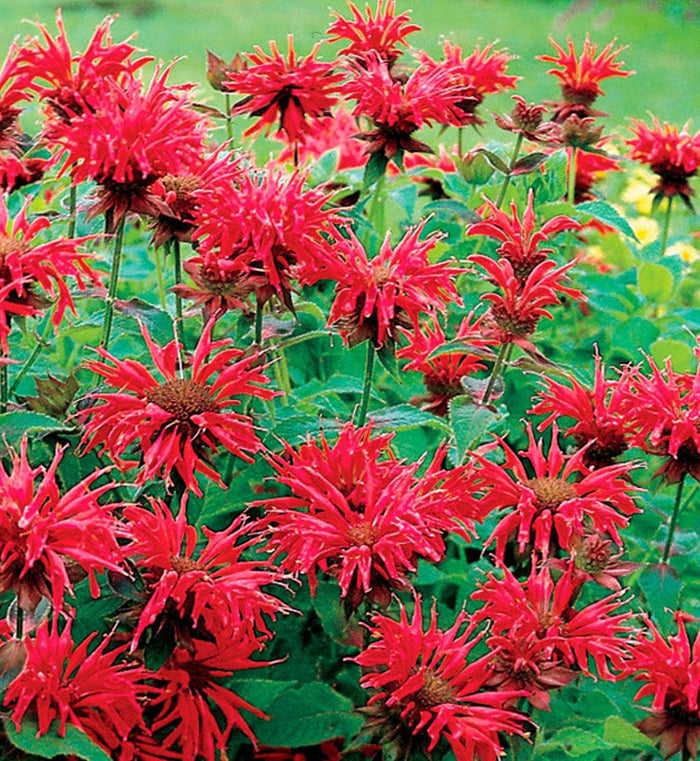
[[0, 357, 7, 413], [660, 195, 673, 257], [254, 301, 264, 345], [225, 93, 233, 143], [99, 215, 127, 351], [274, 347, 291, 406], [567, 147, 578, 206], [154, 245, 167, 310], [173, 239, 184, 348], [482, 342, 509, 405], [368, 171, 386, 235], [68, 184, 77, 238], [9, 313, 53, 396], [357, 341, 375, 427], [662, 475, 685, 564], [457, 126, 463, 156], [495, 132, 523, 210]]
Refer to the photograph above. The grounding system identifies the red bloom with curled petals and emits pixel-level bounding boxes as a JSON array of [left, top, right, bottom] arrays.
[[467, 189, 581, 279], [628, 613, 700, 759], [623, 343, 700, 484], [626, 118, 700, 205], [538, 36, 633, 119], [353, 600, 527, 761], [82, 321, 275, 495], [3, 619, 146, 754], [227, 36, 343, 146], [0, 196, 101, 351], [398, 311, 497, 415], [148, 628, 270, 757], [326, 0, 420, 67], [13, 10, 149, 122], [473, 564, 637, 680], [470, 255, 583, 351], [50, 67, 208, 226], [262, 424, 477, 611], [327, 222, 462, 348], [123, 498, 289, 650], [470, 423, 642, 561], [0, 438, 123, 613], [193, 161, 339, 310], [531, 354, 635, 468], [419, 41, 519, 126]]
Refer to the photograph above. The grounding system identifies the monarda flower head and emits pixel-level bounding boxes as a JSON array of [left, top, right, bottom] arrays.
[[470, 423, 642, 562], [13, 10, 149, 123], [0, 196, 101, 351], [226, 35, 344, 148], [623, 343, 700, 484], [625, 118, 700, 207], [530, 355, 635, 468], [50, 66, 208, 228], [467, 189, 581, 279], [472, 563, 637, 680], [494, 95, 562, 145], [193, 162, 339, 311], [81, 321, 275, 496], [419, 41, 519, 127], [538, 36, 633, 121], [261, 423, 477, 611], [628, 612, 700, 759], [325, 0, 420, 68], [122, 497, 289, 651], [3, 618, 146, 754], [354, 599, 527, 761], [0, 437, 124, 613], [327, 222, 462, 348]]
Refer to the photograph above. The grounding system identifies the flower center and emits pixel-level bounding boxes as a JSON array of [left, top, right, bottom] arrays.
[[576, 535, 612, 573], [0, 234, 29, 261], [372, 262, 394, 287], [527, 477, 577, 510], [169, 555, 202, 574], [347, 521, 380, 548], [414, 668, 457, 709], [145, 379, 218, 420], [161, 173, 202, 200]]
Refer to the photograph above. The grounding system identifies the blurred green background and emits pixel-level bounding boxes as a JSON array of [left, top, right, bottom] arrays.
[[0, 0, 697, 136]]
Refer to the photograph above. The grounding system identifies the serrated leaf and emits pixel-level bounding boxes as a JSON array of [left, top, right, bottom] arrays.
[[602, 716, 654, 750], [0, 411, 72, 447], [253, 682, 363, 747], [367, 404, 449, 433], [2, 718, 112, 761], [637, 563, 681, 626], [449, 396, 501, 463], [576, 200, 639, 241], [114, 297, 175, 345], [511, 151, 549, 175], [536, 727, 611, 758]]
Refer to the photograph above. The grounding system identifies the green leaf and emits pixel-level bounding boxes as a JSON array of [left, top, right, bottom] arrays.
[[457, 152, 494, 184], [651, 338, 694, 373], [367, 404, 449, 433], [274, 329, 331, 352], [449, 396, 502, 463], [376, 340, 398, 377], [362, 152, 388, 192], [114, 297, 175, 344], [511, 152, 549, 176], [2, 718, 112, 761], [535, 727, 611, 758], [602, 716, 654, 750], [576, 200, 639, 241], [638, 262, 674, 302], [637, 563, 681, 626], [474, 148, 509, 174], [253, 682, 363, 747], [0, 411, 72, 447]]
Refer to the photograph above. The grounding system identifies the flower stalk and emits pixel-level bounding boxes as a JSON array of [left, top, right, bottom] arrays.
[[99, 215, 127, 351], [660, 196, 673, 257], [482, 341, 509, 405], [9, 313, 54, 397], [662, 475, 685, 564], [173, 238, 185, 348], [495, 132, 524, 210], [567, 147, 578, 206], [357, 340, 375, 426]]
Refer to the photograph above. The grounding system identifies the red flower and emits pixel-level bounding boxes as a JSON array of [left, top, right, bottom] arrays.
[[467, 189, 581, 279], [570, 142, 622, 203], [472, 564, 636, 680], [0, 44, 31, 156], [262, 424, 476, 610], [343, 55, 461, 159], [327, 222, 462, 348], [148, 629, 269, 757], [0, 154, 46, 193], [193, 162, 339, 309], [398, 311, 497, 415], [471, 423, 642, 561], [13, 10, 149, 122], [227, 36, 343, 146], [51, 67, 208, 226], [538, 36, 633, 119], [325, 0, 420, 67], [625, 118, 700, 205], [469, 255, 583, 351], [123, 497, 289, 649], [419, 41, 519, 126], [3, 619, 146, 754], [531, 354, 635, 468], [0, 195, 101, 351], [353, 600, 526, 761], [623, 344, 700, 484], [82, 321, 275, 496], [0, 437, 123, 612], [628, 613, 700, 759]]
